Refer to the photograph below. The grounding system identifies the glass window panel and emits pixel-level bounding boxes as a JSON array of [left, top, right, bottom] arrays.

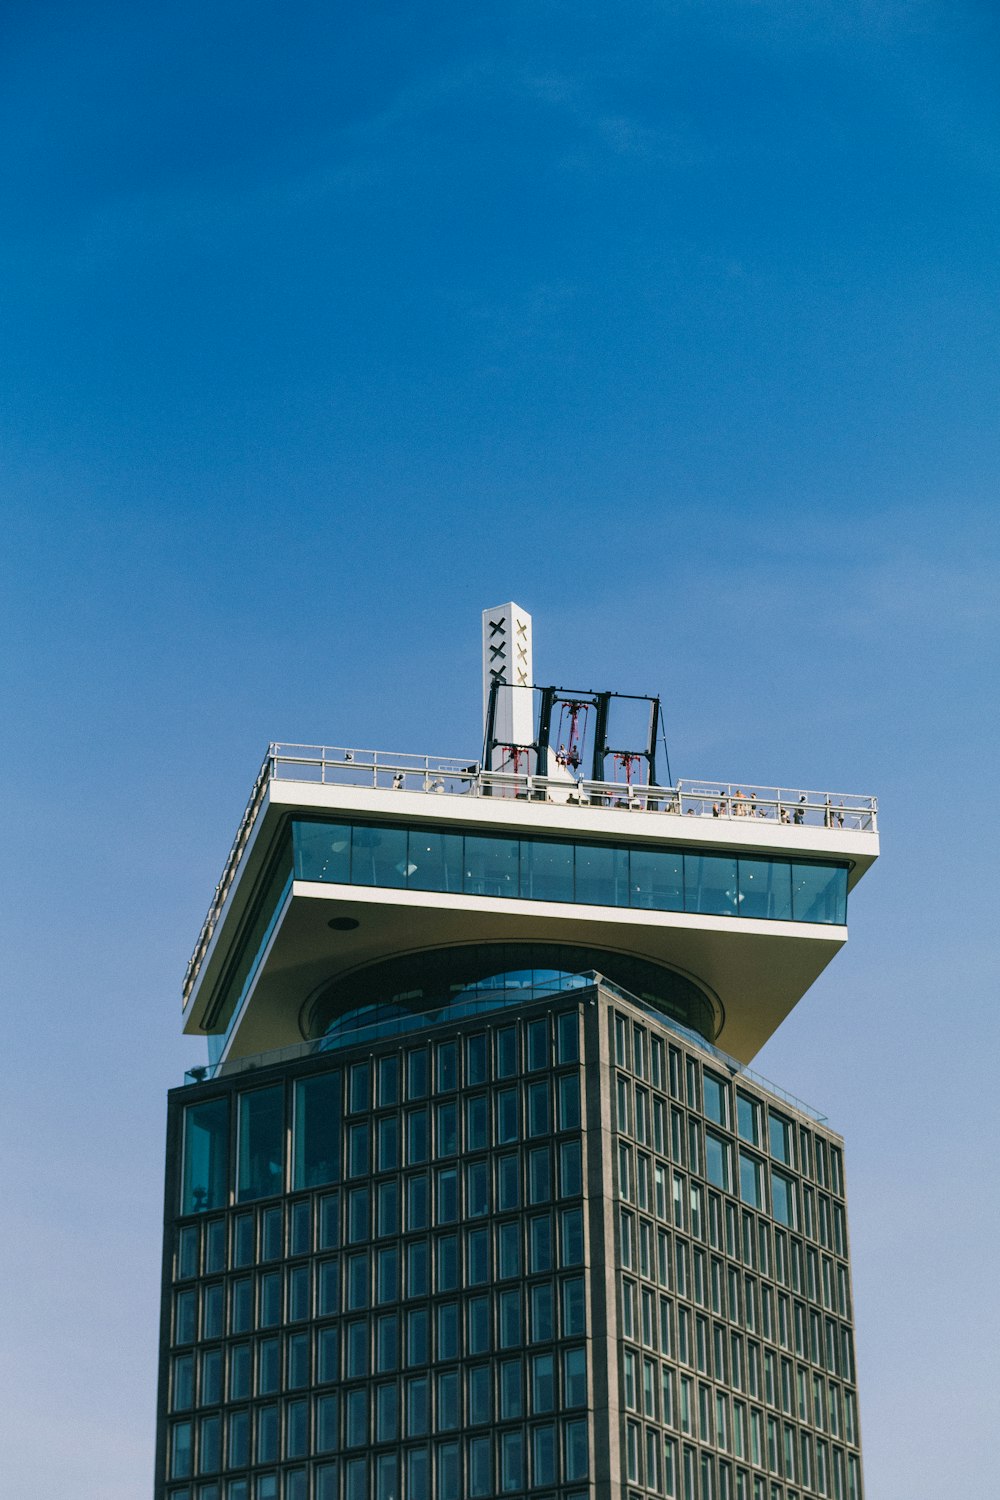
[[559, 1073, 581, 1131], [500, 1358, 523, 1418], [293, 821, 351, 883], [736, 1095, 760, 1146], [465, 1094, 488, 1152], [495, 1026, 518, 1078], [199, 1347, 222, 1410], [738, 859, 792, 920], [467, 1224, 489, 1281], [406, 829, 464, 892], [557, 1011, 580, 1063], [171, 1420, 193, 1479], [706, 1133, 731, 1191], [469, 1434, 493, 1497], [467, 1295, 490, 1355], [769, 1114, 793, 1165], [771, 1171, 797, 1228], [562, 1276, 586, 1335], [497, 1153, 520, 1211], [347, 1122, 369, 1178], [376, 1313, 397, 1373], [182, 1099, 229, 1215], [288, 1330, 310, 1388], [228, 1344, 251, 1400], [237, 1088, 284, 1202], [563, 1345, 587, 1406], [436, 1167, 458, 1223], [351, 823, 408, 888], [560, 1207, 584, 1266], [684, 853, 739, 916], [560, 1139, 583, 1197], [532, 1351, 555, 1413], [407, 1107, 428, 1164], [519, 838, 574, 901], [436, 1040, 458, 1092], [496, 1089, 519, 1144], [376, 1383, 398, 1442], [527, 1081, 550, 1137], [498, 1221, 521, 1279], [285, 1399, 309, 1460], [171, 1354, 194, 1412], [575, 842, 630, 906], [435, 1101, 458, 1156], [377, 1116, 399, 1172], [528, 1146, 551, 1203], [466, 1032, 489, 1085], [564, 1417, 589, 1481], [500, 1422, 524, 1494], [630, 846, 684, 911], [257, 1338, 280, 1394], [438, 1440, 460, 1499], [739, 1153, 763, 1209], [407, 1047, 428, 1099], [467, 1365, 491, 1425], [463, 834, 520, 898], [530, 1282, 554, 1341], [174, 1289, 197, 1344], [792, 863, 848, 924], [703, 1073, 729, 1127], [348, 1063, 370, 1113], [499, 1288, 522, 1347], [199, 1413, 221, 1473]]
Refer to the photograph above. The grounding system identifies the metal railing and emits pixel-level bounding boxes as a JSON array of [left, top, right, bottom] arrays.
[[183, 969, 829, 1124], [182, 742, 877, 1003]]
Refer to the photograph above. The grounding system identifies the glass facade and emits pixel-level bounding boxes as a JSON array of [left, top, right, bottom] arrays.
[[611, 1007, 860, 1500], [292, 821, 849, 926], [161, 989, 862, 1500]]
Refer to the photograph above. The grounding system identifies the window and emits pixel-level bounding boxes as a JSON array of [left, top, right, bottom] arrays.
[[736, 1094, 760, 1146], [768, 1113, 793, 1166], [181, 1099, 229, 1215], [703, 1073, 729, 1127], [771, 1171, 798, 1228], [739, 1153, 764, 1209], [564, 1345, 587, 1406], [706, 1133, 732, 1192], [564, 1418, 589, 1481]]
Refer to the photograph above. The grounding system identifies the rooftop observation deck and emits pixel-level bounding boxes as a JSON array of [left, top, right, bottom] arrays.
[[184, 742, 878, 1008]]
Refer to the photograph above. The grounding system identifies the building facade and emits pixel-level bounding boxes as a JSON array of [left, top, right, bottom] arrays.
[[156, 611, 876, 1500]]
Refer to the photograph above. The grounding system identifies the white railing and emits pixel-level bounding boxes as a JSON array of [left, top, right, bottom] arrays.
[[182, 742, 877, 1002]]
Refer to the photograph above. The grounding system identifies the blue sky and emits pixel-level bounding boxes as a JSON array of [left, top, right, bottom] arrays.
[[2, 3, 998, 1494]]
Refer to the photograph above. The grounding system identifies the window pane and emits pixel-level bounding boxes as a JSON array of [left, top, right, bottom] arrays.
[[575, 842, 630, 906], [792, 863, 847, 924], [293, 1073, 341, 1190], [463, 834, 519, 898], [684, 854, 739, 916], [182, 1099, 229, 1215], [706, 1133, 731, 1191], [630, 846, 683, 911], [739, 1153, 763, 1209], [237, 1088, 284, 1202], [351, 824, 408, 888], [703, 1073, 728, 1128], [519, 838, 574, 902], [293, 821, 351, 883], [738, 858, 792, 920], [406, 829, 463, 892]]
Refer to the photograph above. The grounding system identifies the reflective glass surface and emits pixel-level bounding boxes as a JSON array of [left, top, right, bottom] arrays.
[[292, 819, 848, 925]]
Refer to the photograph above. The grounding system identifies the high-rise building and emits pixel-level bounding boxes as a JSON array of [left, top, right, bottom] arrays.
[[156, 606, 878, 1500]]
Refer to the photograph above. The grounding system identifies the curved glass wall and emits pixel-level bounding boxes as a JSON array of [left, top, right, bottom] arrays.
[[306, 942, 720, 1048], [292, 818, 848, 925]]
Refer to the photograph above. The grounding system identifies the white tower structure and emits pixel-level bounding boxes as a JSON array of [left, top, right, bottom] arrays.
[[482, 600, 534, 771]]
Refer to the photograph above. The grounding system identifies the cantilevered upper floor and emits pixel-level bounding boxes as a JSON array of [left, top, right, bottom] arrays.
[[181, 743, 878, 1069]]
